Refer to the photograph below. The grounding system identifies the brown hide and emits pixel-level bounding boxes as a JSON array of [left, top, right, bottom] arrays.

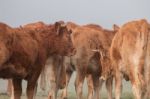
[[66, 22, 117, 79], [61, 22, 117, 99], [0, 23, 13, 67], [82, 23, 117, 79], [0, 21, 75, 99]]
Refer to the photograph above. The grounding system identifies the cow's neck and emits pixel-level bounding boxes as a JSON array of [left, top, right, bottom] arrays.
[[47, 35, 60, 56]]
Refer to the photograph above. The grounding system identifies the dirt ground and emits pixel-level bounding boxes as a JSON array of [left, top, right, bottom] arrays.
[[0, 73, 134, 99]]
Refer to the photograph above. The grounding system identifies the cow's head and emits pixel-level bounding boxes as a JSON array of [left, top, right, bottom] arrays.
[[53, 21, 76, 56]]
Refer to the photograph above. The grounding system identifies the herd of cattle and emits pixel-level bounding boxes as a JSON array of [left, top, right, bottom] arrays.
[[0, 19, 150, 99]]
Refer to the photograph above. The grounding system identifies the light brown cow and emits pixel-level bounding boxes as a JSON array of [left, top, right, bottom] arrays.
[[60, 22, 118, 99], [92, 24, 119, 99], [110, 19, 150, 99], [40, 55, 66, 99], [0, 21, 75, 99]]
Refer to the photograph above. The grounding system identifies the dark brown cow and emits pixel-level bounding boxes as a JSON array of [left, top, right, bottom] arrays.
[[0, 21, 75, 99], [7, 22, 67, 99], [110, 19, 150, 99], [23, 21, 67, 99], [6, 56, 66, 99]]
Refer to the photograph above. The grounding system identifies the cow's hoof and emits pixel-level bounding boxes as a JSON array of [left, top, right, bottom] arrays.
[[48, 94, 52, 99], [62, 97, 68, 99], [48, 96, 51, 99]]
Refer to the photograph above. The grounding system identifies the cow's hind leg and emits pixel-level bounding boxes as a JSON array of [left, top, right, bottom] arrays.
[[106, 77, 113, 99], [7, 79, 13, 96], [27, 79, 38, 99], [87, 74, 94, 99], [12, 78, 22, 99], [61, 70, 73, 99], [48, 71, 57, 99], [47, 62, 57, 99], [99, 79, 104, 99], [92, 75, 100, 99], [48, 56, 65, 99], [144, 79, 150, 99], [131, 77, 142, 99], [130, 54, 147, 99], [26, 70, 40, 99], [115, 71, 123, 99], [40, 68, 46, 90], [130, 73, 146, 99], [75, 71, 85, 99]]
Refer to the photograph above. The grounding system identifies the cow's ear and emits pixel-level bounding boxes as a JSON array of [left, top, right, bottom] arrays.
[[20, 25, 23, 29], [55, 22, 61, 35], [68, 29, 72, 34], [113, 24, 120, 31], [54, 21, 65, 35]]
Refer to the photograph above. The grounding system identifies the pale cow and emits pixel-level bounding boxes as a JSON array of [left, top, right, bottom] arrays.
[[110, 19, 150, 99], [40, 55, 66, 99]]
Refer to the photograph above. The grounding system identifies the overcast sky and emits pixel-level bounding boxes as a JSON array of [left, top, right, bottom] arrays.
[[0, 0, 149, 29]]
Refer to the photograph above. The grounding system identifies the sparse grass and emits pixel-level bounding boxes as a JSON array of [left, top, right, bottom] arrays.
[[0, 74, 134, 99], [0, 92, 134, 99]]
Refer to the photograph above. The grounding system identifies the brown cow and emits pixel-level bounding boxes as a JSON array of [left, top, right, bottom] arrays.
[[23, 21, 67, 99], [110, 19, 150, 99], [87, 24, 119, 99], [0, 21, 75, 99], [60, 22, 118, 99], [7, 22, 67, 99], [6, 56, 66, 99], [4, 22, 47, 98]]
